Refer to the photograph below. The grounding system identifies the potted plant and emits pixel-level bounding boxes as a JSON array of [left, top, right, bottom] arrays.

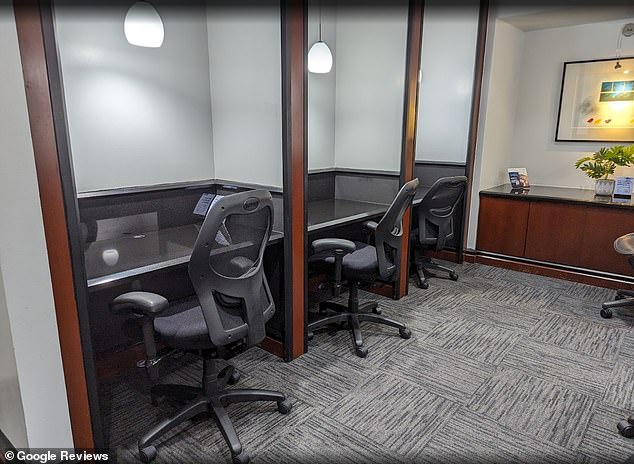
[[575, 145, 634, 196]]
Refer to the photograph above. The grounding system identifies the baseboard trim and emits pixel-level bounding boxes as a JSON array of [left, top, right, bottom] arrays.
[[466, 251, 634, 290]]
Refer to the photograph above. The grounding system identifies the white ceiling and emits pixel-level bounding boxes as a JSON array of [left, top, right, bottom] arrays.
[[496, 5, 634, 31]]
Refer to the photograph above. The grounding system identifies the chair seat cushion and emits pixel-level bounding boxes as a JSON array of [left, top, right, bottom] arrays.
[[153, 298, 214, 350], [615, 233, 634, 256], [319, 241, 379, 281]]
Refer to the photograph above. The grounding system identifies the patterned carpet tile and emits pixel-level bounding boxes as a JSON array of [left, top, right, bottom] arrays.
[[449, 295, 544, 332], [323, 372, 459, 456], [255, 414, 399, 464], [480, 282, 560, 310], [568, 282, 617, 302], [500, 337, 613, 398], [618, 332, 634, 364], [604, 362, 634, 411], [577, 403, 634, 463], [383, 340, 494, 404], [549, 294, 634, 330], [528, 313, 625, 362], [244, 347, 374, 410], [417, 408, 581, 464], [468, 368, 597, 450], [424, 317, 522, 365]]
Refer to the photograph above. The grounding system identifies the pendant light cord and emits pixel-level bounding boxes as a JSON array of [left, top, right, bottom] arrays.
[[319, 0, 323, 42]]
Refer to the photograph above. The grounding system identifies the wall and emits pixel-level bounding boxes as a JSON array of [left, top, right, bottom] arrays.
[[308, 3, 337, 171], [0, 7, 74, 448], [55, 2, 215, 193], [207, 2, 283, 188], [416, 4, 479, 163], [509, 17, 634, 189], [333, 3, 408, 173], [467, 18, 524, 249]]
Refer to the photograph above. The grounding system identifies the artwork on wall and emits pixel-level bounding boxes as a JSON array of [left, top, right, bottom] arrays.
[[556, 57, 634, 142]]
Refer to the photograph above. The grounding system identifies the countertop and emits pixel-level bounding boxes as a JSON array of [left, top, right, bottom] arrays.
[[480, 184, 634, 209]]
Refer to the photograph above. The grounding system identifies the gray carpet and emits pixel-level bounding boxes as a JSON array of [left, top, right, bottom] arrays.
[[100, 262, 634, 463]]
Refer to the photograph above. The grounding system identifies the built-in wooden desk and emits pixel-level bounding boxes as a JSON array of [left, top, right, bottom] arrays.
[[477, 184, 634, 281]]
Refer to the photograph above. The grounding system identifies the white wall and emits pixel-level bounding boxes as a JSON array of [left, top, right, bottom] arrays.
[[308, 4, 337, 171], [467, 18, 524, 249], [55, 2, 215, 193], [510, 17, 634, 189], [0, 7, 74, 448], [333, 4, 408, 172], [207, 2, 283, 188], [416, 4, 479, 163]]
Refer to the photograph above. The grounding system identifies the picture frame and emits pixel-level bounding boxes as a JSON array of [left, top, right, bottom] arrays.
[[555, 56, 634, 143]]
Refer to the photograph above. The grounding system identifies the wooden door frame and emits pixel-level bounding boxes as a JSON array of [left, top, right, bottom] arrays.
[[13, 0, 101, 448]]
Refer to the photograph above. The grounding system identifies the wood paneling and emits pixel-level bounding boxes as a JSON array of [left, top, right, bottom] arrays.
[[13, 0, 94, 448], [476, 196, 529, 257], [397, 0, 423, 298], [525, 202, 586, 266], [281, 0, 307, 360], [580, 208, 634, 276]]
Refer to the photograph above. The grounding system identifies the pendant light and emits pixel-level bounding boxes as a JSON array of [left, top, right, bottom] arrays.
[[308, 2, 333, 73], [124, 1, 164, 48]]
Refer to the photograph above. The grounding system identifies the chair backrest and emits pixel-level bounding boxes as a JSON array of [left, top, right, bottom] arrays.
[[188, 190, 274, 348], [375, 178, 420, 281], [417, 176, 467, 250]]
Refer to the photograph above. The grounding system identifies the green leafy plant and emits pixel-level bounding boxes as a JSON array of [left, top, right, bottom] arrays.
[[575, 145, 634, 180]]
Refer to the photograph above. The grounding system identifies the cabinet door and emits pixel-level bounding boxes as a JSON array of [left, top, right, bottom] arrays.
[[524, 201, 586, 266], [477, 196, 529, 257], [580, 207, 634, 277]]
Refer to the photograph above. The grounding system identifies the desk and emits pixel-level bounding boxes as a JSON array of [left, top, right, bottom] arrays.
[[477, 184, 634, 278], [86, 225, 283, 288]]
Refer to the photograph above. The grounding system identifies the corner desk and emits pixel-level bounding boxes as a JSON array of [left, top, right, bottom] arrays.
[[477, 184, 634, 280]]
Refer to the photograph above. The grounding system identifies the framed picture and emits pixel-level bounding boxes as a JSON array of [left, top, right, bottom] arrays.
[[556, 56, 634, 142]]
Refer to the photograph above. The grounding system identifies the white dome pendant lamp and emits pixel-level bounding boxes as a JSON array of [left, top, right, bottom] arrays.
[[308, 2, 332, 73], [124, 1, 164, 48]]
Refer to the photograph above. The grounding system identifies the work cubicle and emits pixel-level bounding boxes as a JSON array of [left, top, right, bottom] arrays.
[[51, 0, 288, 448]]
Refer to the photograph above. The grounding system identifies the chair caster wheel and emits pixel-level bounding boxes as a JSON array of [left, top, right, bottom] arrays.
[[307, 331, 314, 340], [355, 346, 368, 358], [418, 281, 429, 289], [372, 307, 382, 315], [449, 272, 459, 281], [629, 414, 634, 425], [600, 308, 613, 319], [618, 420, 634, 438], [277, 399, 292, 414], [228, 370, 241, 386], [232, 451, 250, 464], [139, 446, 157, 463], [150, 395, 165, 407], [615, 294, 626, 300], [399, 328, 412, 339]]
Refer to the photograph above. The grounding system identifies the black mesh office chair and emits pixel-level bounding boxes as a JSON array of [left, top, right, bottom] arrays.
[[411, 176, 467, 289], [600, 233, 634, 320], [308, 178, 419, 358], [110, 190, 291, 464]]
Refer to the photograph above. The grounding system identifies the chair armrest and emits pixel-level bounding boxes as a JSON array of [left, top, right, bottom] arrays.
[[312, 238, 356, 255], [110, 292, 169, 317], [364, 221, 378, 231]]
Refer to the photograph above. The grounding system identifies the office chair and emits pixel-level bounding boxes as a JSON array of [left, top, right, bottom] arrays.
[[411, 176, 467, 289], [110, 190, 291, 464], [600, 233, 634, 320], [307, 178, 419, 358]]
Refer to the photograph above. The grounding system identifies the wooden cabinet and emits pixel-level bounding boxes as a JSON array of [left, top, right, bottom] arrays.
[[524, 202, 586, 266], [477, 191, 634, 278], [477, 196, 529, 257]]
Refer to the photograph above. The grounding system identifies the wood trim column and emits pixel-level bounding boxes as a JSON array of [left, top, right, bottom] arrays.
[[281, 0, 307, 360], [461, 0, 490, 257], [13, 0, 94, 448], [397, 0, 424, 298]]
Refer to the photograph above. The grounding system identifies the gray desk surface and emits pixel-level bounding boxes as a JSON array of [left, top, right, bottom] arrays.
[[481, 184, 634, 209], [86, 225, 283, 288]]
